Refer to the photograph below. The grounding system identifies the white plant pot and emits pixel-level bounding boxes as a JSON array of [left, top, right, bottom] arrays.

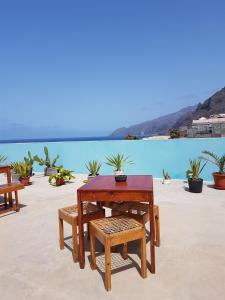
[[11, 172, 20, 183], [114, 170, 124, 176], [88, 175, 96, 180], [45, 167, 58, 176], [162, 179, 171, 184]]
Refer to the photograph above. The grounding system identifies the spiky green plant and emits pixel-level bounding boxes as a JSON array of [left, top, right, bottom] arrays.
[[186, 159, 207, 180], [0, 155, 7, 164], [34, 146, 59, 168], [200, 150, 225, 174], [14, 162, 32, 177], [85, 160, 102, 176], [24, 151, 34, 166], [163, 169, 171, 180], [105, 153, 133, 171]]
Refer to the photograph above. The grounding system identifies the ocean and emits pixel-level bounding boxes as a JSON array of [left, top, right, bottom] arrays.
[[0, 137, 225, 181]]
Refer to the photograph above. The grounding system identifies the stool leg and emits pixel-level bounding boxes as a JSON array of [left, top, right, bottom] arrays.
[[105, 240, 111, 291], [59, 217, 64, 250], [87, 222, 90, 240], [121, 243, 128, 260], [72, 220, 78, 262], [154, 207, 160, 247], [90, 226, 96, 270], [140, 235, 147, 278]]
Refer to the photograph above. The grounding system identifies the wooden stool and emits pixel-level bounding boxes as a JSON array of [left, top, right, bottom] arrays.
[[105, 202, 160, 247], [89, 216, 147, 291], [58, 203, 105, 262]]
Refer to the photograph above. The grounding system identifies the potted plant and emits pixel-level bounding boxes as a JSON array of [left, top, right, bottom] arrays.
[[24, 151, 34, 176], [162, 169, 171, 184], [186, 159, 207, 193], [85, 160, 102, 180], [34, 146, 59, 176], [14, 162, 32, 186], [105, 153, 133, 182], [0, 155, 7, 165], [49, 167, 75, 186], [201, 150, 225, 190]]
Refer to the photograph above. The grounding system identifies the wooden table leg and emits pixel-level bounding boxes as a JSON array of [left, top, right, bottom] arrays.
[[77, 193, 85, 269], [149, 197, 155, 273], [15, 190, 20, 212]]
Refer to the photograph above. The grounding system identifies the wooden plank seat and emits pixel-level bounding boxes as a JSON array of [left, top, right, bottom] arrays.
[[58, 203, 105, 262], [104, 202, 160, 247], [0, 166, 25, 215], [89, 216, 147, 291]]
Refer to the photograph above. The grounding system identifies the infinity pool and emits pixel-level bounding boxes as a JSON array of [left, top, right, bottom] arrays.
[[1, 138, 225, 181]]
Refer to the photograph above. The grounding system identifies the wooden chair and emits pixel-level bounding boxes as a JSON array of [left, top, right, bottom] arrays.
[[105, 202, 160, 247], [89, 216, 147, 291], [58, 203, 105, 262], [0, 166, 24, 215]]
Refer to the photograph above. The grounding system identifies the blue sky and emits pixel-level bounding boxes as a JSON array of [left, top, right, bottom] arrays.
[[1, 0, 225, 137]]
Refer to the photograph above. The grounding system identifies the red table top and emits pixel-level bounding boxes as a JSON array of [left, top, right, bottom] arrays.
[[78, 175, 153, 192]]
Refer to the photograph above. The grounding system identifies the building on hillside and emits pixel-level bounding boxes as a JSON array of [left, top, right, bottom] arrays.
[[179, 114, 225, 138]]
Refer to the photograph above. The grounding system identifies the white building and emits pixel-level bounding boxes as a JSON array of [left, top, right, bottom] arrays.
[[187, 115, 225, 137]]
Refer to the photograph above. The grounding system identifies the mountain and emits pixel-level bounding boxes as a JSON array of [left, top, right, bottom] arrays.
[[173, 87, 225, 128], [111, 87, 225, 137], [110, 105, 196, 137]]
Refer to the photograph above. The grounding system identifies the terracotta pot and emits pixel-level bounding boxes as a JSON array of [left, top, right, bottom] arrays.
[[213, 172, 225, 190], [55, 178, 65, 186], [19, 176, 31, 186]]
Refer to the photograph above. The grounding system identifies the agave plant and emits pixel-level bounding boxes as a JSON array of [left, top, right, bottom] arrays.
[[0, 155, 7, 164], [34, 146, 59, 168], [85, 160, 102, 176], [186, 159, 207, 180], [14, 162, 32, 177], [105, 153, 133, 171], [201, 151, 225, 174], [163, 169, 171, 180], [24, 151, 34, 166]]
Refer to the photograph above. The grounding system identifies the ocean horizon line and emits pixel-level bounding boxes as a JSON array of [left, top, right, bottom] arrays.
[[0, 136, 126, 144]]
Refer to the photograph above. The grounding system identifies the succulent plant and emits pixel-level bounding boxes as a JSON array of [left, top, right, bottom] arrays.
[[85, 160, 102, 176], [105, 153, 133, 171], [201, 150, 225, 174], [34, 146, 59, 168], [186, 159, 207, 180], [12, 162, 32, 177], [0, 155, 7, 164], [163, 169, 171, 180], [49, 167, 75, 186]]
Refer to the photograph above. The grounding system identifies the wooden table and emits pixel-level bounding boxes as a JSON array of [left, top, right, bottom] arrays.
[[0, 165, 24, 214], [77, 175, 155, 273]]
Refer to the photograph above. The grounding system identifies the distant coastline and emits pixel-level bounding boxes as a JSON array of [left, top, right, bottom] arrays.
[[0, 136, 125, 144]]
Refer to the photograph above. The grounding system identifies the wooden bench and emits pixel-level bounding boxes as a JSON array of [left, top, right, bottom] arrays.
[[0, 166, 24, 215]]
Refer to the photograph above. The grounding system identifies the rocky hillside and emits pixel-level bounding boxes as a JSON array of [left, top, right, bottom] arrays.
[[173, 87, 225, 128], [111, 105, 196, 137], [111, 87, 225, 137]]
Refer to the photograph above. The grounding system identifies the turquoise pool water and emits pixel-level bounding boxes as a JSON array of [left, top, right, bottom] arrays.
[[1, 138, 225, 181]]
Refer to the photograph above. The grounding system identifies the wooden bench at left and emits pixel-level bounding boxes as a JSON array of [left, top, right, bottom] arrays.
[[0, 165, 24, 215]]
